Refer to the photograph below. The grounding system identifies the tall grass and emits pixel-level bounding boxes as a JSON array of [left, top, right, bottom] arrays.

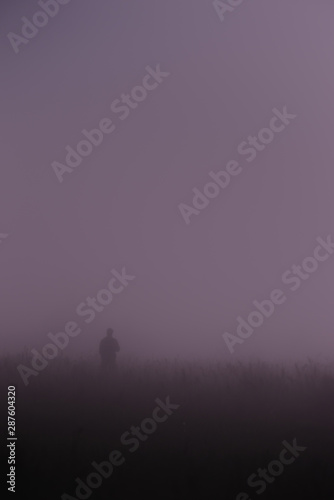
[[1, 356, 334, 499]]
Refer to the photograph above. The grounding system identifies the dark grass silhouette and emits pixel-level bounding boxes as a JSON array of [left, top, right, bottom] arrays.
[[1, 356, 334, 499]]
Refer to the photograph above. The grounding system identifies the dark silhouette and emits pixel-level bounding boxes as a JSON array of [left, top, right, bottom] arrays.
[[99, 328, 120, 374]]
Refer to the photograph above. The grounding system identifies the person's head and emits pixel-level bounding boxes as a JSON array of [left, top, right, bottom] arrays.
[[106, 328, 114, 337]]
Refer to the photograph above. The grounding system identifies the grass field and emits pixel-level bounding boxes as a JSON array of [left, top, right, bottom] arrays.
[[1, 355, 334, 499]]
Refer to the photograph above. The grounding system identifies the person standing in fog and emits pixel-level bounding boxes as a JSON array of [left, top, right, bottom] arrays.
[[99, 328, 120, 374]]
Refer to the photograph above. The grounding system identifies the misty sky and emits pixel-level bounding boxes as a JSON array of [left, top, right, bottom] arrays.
[[1, 0, 334, 363]]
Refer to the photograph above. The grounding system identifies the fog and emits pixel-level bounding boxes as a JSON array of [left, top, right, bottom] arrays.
[[1, 0, 334, 364]]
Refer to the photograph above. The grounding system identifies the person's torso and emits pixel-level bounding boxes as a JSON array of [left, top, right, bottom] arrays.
[[100, 337, 118, 358]]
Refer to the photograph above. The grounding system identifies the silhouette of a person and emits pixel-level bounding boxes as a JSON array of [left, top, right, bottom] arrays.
[[99, 328, 120, 373]]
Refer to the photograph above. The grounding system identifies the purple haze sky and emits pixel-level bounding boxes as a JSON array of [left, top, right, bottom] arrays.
[[1, 0, 334, 363]]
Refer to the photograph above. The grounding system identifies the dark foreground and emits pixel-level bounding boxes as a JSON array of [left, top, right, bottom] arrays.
[[1, 357, 334, 499]]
